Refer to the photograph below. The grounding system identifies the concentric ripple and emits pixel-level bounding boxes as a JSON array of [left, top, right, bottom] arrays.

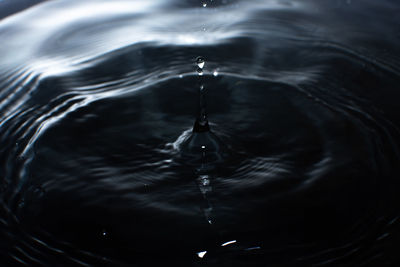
[[0, 0, 400, 266]]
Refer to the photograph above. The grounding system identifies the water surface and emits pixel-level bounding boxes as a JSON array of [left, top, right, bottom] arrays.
[[0, 0, 400, 266]]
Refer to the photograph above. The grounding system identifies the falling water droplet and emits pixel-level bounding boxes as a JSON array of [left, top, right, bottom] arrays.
[[203, 3, 207, 7], [196, 56, 205, 69], [213, 70, 219, 77], [101, 229, 108, 237]]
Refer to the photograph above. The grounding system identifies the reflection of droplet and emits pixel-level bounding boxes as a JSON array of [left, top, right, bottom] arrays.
[[197, 68, 204, 76], [197, 251, 207, 258], [196, 56, 205, 69], [200, 84, 204, 91]]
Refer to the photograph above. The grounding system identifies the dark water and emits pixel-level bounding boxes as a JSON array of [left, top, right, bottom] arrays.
[[1, 0, 400, 266]]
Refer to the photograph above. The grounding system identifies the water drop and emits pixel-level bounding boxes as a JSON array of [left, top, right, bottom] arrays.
[[197, 251, 207, 258], [196, 56, 205, 69], [202, 3, 207, 7], [197, 68, 204, 76], [213, 70, 219, 77], [179, 74, 183, 78], [101, 229, 107, 237]]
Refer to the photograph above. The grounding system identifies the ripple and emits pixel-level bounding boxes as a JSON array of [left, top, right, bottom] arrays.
[[0, 0, 400, 266]]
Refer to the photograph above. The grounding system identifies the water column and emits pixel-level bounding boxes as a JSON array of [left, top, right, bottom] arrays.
[[194, 56, 213, 225], [177, 2, 228, 227], [193, 56, 210, 133]]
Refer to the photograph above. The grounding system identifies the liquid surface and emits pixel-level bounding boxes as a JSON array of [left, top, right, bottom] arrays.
[[0, 0, 400, 266]]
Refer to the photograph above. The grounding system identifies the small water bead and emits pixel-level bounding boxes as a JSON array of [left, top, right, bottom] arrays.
[[197, 251, 207, 258], [196, 56, 205, 69], [203, 3, 207, 7], [101, 229, 108, 237], [213, 70, 219, 77]]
